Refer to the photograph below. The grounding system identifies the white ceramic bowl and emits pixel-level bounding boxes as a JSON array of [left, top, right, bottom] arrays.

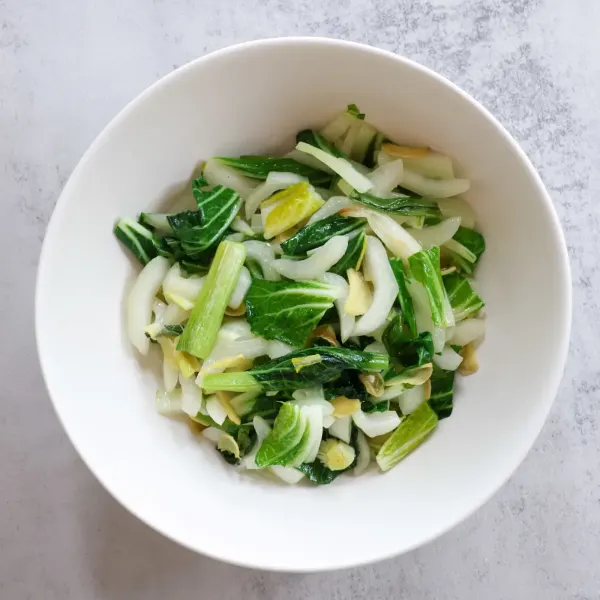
[[36, 38, 571, 571]]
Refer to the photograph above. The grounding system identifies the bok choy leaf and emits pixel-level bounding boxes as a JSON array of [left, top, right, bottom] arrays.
[[428, 367, 455, 419], [389, 258, 418, 338], [443, 272, 485, 322], [349, 191, 441, 218], [114, 218, 162, 265]]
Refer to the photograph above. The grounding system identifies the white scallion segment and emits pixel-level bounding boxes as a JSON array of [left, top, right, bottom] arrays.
[[270, 465, 305, 484], [407, 279, 445, 353], [443, 238, 477, 263], [433, 346, 464, 371], [438, 197, 476, 228], [320, 111, 355, 142], [244, 416, 271, 469], [307, 196, 353, 224], [162, 263, 205, 309], [243, 240, 281, 281], [267, 340, 296, 359], [401, 168, 470, 198], [127, 256, 171, 355], [353, 430, 371, 475], [352, 409, 402, 438], [368, 159, 404, 196], [244, 172, 307, 219], [206, 394, 227, 426], [274, 236, 348, 281], [397, 385, 426, 415], [353, 236, 399, 337], [406, 217, 462, 249], [204, 158, 258, 198], [320, 272, 355, 342], [179, 374, 204, 417], [284, 149, 335, 174], [296, 141, 373, 193], [228, 266, 251, 309], [401, 153, 455, 180], [202, 426, 223, 444], [155, 389, 182, 417], [328, 415, 352, 444], [300, 406, 325, 464], [230, 216, 255, 236], [446, 318, 485, 346]]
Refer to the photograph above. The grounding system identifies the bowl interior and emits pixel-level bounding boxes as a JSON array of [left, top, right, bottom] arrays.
[[36, 38, 570, 571]]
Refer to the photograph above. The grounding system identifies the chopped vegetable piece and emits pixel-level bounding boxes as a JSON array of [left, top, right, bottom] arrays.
[[428, 368, 456, 419], [389, 258, 418, 338], [317, 439, 356, 471], [443, 272, 485, 322], [345, 268, 372, 316], [330, 396, 361, 417], [458, 342, 479, 375], [114, 218, 162, 265], [349, 190, 441, 218], [329, 229, 367, 276]]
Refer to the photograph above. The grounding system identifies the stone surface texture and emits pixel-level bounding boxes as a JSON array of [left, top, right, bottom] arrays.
[[1, 0, 599, 598]]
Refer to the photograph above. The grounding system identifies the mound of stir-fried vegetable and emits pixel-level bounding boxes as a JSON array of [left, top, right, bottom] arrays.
[[114, 104, 486, 485]]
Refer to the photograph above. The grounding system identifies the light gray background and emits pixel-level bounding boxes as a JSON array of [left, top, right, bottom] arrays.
[[2, 0, 598, 598]]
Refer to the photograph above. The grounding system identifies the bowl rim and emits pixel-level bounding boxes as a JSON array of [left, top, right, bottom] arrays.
[[35, 36, 572, 572]]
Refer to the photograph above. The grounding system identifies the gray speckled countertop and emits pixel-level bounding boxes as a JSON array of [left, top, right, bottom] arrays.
[[2, 1, 599, 598]]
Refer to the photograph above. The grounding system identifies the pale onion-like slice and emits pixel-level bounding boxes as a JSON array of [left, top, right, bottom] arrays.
[[345, 268, 373, 316], [155, 389, 182, 417], [270, 466, 305, 484], [397, 385, 426, 415], [243, 240, 280, 281], [127, 256, 171, 354], [162, 263, 205, 308], [320, 272, 355, 343], [297, 405, 324, 465], [244, 172, 307, 219], [401, 168, 470, 198], [379, 385, 405, 401], [352, 409, 402, 438], [284, 149, 335, 174], [216, 391, 241, 425], [320, 111, 355, 142], [205, 394, 227, 425], [217, 433, 240, 458], [273, 235, 348, 281], [307, 195, 352, 224], [267, 340, 296, 359], [250, 213, 264, 234], [179, 374, 203, 417], [203, 158, 258, 198], [292, 388, 334, 419], [403, 154, 455, 180], [406, 278, 445, 353], [328, 415, 352, 443], [353, 430, 371, 475], [353, 236, 399, 337], [406, 217, 462, 249], [225, 232, 245, 243], [433, 346, 464, 371], [228, 266, 251, 309], [446, 318, 485, 346], [341, 206, 422, 259], [438, 197, 476, 228], [202, 426, 223, 444], [368, 159, 404, 196], [242, 416, 272, 470], [158, 338, 180, 392], [230, 217, 255, 236]]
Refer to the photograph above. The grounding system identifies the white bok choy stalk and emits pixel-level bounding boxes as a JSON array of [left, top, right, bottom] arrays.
[[401, 168, 471, 198], [307, 196, 352, 224], [162, 262, 205, 310], [445, 318, 485, 346], [230, 217, 255, 236], [179, 373, 204, 417], [353, 430, 371, 475], [273, 236, 348, 280], [228, 266, 251, 309], [127, 256, 171, 355], [328, 415, 352, 444], [203, 158, 258, 199], [433, 346, 464, 371], [243, 240, 280, 281], [397, 385, 426, 415], [352, 409, 402, 438], [406, 217, 462, 249], [368, 159, 404, 196], [353, 236, 399, 337], [341, 206, 421, 259], [406, 278, 445, 353], [320, 272, 355, 343], [437, 197, 476, 228], [244, 172, 307, 220]]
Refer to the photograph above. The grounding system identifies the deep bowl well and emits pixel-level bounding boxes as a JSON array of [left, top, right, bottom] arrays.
[[36, 38, 571, 571]]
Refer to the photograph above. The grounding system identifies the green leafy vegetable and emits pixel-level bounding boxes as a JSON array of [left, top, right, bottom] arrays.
[[177, 240, 246, 358], [280, 215, 365, 256], [245, 279, 339, 346], [382, 316, 434, 369], [217, 156, 332, 187], [255, 403, 306, 467], [329, 229, 367, 276], [138, 212, 173, 234], [203, 347, 389, 393], [296, 130, 347, 158], [428, 367, 455, 419], [323, 370, 368, 403], [114, 218, 161, 265], [443, 272, 485, 321], [297, 459, 347, 485], [346, 103, 365, 120], [389, 258, 417, 337], [166, 178, 241, 258], [150, 323, 186, 338], [408, 247, 455, 328], [349, 191, 441, 218], [376, 401, 438, 471], [444, 226, 485, 275]]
